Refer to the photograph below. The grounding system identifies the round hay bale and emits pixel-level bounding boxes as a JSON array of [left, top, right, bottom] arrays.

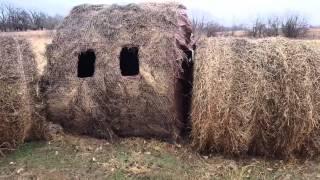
[[41, 3, 193, 141], [0, 37, 46, 154], [192, 37, 320, 158]]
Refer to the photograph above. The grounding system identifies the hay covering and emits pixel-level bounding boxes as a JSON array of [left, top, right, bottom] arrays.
[[0, 37, 46, 155], [192, 37, 320, 158], [41, 3, 193, 141]]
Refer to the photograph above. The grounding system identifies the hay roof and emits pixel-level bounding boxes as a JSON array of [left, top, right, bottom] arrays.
[[54, 3, 191, 47]]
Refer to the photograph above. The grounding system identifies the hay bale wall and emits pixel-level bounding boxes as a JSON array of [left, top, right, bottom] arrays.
[[192, 37, 320, 158], [41, 3, 193, 141], [0, 37, 45, 154]]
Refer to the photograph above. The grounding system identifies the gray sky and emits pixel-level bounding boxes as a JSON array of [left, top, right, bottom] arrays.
[[2, 0, 320, 26]]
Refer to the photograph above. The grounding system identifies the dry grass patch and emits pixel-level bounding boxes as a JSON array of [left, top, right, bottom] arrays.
[[1, 133, 320, 179]]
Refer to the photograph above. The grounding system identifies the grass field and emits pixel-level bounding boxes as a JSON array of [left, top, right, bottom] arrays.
[[306, 28, 320, 39], [1, 30, 320, 179], [1, 133, 320, 179], [215, 28, 320, 39]]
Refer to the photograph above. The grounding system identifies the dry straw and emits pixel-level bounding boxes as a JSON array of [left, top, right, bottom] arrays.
[[41, 3, 193, 141], [192, 37, 320, 158], [0, 37, 46, 155]]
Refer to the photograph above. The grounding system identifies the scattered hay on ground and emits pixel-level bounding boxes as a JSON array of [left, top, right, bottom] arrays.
[[192, 37, 320, 158]]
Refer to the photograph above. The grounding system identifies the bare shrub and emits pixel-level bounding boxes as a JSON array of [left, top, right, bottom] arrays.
[[265, 16, 281, 37], [192, 17, 206, 37], [249, 17, 280, 38], [192, 18, 230, 37], [204, 22, 225, 37], [248, 14, 309, 38], [282, 15, 309, 38], [250, 18, 266, 38]]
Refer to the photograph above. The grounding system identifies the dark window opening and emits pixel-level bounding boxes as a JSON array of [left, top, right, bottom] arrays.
[[78, 49, 96, 78], [120, 46, 139, 76]]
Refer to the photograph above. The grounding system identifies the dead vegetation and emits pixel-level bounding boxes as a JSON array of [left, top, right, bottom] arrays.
[[41, 3, 193, 141], [1, 133, 320, 179], [192, 37, 320, 159], [0, 3, 63, 32], [0, 37, 47, 156], [1, 4, 320, 179]]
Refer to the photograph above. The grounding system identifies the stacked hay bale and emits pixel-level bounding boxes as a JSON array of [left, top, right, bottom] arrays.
[[0, 37, 46, 154], [41, 3, 193, 141], [192, 37, 320, 158]]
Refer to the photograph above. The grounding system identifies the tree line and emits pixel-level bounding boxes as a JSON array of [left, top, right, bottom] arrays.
[[193, 14, 310, 39], [249, 15, 309, 38], [0, 3, 63, 32]]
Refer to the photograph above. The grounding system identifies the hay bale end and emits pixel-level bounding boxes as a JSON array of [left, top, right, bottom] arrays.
[[192, 37, 320, 158], [0, 37, 46, 154]]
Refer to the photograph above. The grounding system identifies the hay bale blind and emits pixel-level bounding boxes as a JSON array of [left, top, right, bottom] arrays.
[[0, 37, 44, 154], [41, 3, 193, 140], [192, 37, 320, 158]]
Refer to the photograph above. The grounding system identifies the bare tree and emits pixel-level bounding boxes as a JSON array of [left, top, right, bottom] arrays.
[[192, 17, 228, 38], [14, 9, 32, 31], [192, 17, 206, 37], [45, 15, 64, 29], [249, 18, 266, 38], [29, 10, 47, 30], [0, 4, 6, 31], [265, 16, 281, 37], [248, 14, 309, 38], [0, 3, 63, 32], [205, 21, 224, 37], [229, 24, 247, 37], [282, 14, 309, 38]]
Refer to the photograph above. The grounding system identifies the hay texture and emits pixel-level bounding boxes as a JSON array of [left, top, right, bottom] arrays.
[[192, 37, 320, 158], [0, 37, 45, 155], [41, 3, 193, 141]]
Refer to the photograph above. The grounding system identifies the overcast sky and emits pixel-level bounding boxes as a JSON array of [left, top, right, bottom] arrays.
[[1, 0, 320, 26]]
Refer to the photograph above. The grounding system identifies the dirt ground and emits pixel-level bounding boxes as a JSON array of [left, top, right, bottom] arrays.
[[0, 130, 320, 180]]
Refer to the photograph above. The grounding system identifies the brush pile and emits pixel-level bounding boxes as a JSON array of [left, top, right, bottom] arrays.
[[192, 37, 320, 158]]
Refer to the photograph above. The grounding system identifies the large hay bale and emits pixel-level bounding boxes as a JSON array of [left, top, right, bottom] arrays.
[[192, 37, 320, 158], [0, 37, 45, 154], [41, 3, 193, 141]]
